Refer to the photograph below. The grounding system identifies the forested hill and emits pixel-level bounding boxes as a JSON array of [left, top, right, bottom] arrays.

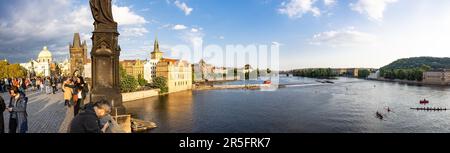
[[381, 57, 450, 70]]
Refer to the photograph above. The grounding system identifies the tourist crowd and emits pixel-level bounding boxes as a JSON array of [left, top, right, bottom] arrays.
[[1, 75, 115, 133]]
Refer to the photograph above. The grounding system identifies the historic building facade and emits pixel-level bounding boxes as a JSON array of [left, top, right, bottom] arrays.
[[422, 69, 450, 85], [139, 37, 193, 93], [69, 33, 89, 76], [156, 58, 193, 93], [192, 59, 231, 82], [120, 59, 145, 79], [20, 46, 53, 77], [58, 58, 71, 76]]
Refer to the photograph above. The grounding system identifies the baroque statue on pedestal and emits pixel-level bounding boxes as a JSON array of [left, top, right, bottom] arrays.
[[89, 0, 117, 29]]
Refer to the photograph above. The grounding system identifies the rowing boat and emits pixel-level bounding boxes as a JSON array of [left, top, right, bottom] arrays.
[[410, 107, 448, 111]]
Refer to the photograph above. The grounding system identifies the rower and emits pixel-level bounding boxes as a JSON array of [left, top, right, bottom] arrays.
[[376, 111, 383, 120]]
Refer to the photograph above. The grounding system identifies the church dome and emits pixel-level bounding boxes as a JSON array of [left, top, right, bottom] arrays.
[[38, 46, 52, 63], [38, 46, 52, 58]]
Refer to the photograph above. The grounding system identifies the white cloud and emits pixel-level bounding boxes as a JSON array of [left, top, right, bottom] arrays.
[[173, 24, 188, 30], [0, 0, 92, 60], [279, 0, 321, 18], [323, 0, 336, 6], [80, 33, 91, 40], [218, 36, 225, 40], [68, 6, 93, 29], [121, 27, 149, 37], [0, 0, 149, 62], [180, 30, 204, 49], [174, 0, 193, 16], [112, 5, 147, 25], [350, 0, 398, 21], [191, 28, 199, 32], [310, 27, 377, 47], [272, 42, 283, 46]]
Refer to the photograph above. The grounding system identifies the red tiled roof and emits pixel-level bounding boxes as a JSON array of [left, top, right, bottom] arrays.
[[160, 58, 179, 63]]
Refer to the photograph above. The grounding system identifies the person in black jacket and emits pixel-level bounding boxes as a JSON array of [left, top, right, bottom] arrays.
[[7, 87, 28, 133], [69, 99, 111, 133], [0, 95, 5, 133], [51, 76, 57, 94]]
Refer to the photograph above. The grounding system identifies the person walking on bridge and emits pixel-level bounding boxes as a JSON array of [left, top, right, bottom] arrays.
[[7, 87, 28, 133], [63, 78, 73, 107], [45, 77, 51, 94], [0, 95, 5, 133]]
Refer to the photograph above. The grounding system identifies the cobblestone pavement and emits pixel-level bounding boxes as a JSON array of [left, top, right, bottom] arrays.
[[1, 89, 72, 133]]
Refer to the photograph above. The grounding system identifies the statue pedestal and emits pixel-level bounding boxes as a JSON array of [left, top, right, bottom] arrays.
[[91, 88, 125, 115], [90, 28, 125, 115]]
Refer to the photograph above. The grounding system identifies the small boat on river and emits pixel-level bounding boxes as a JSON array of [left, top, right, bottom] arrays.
[[410, 107, 448, 111], [376, 111, 384, 120], [325, 80, 334, 84], [420, 99, 429, 105], [263, 80, 272, 85]]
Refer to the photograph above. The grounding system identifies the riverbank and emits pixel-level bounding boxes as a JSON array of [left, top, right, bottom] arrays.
[[368, 78, 423, 86], [367, 78, 450, 87], [193, 84, 265, 91], [122, 89, 160, 102]]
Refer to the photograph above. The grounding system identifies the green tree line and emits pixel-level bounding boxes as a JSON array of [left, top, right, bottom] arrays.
[[292, 68, 336, 78], [380, 65, 430, 81], [119, 65, 167, 93], [379, 57, 438, 81], [0, 61, 27, 78]]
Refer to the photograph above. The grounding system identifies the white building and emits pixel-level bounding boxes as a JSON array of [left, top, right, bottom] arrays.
[[58, 58, 71, 76], [144, 59, 159, 83], [20, 46, 53, 77], [368, 70, 380, 79], [143, 38, 164, 83]]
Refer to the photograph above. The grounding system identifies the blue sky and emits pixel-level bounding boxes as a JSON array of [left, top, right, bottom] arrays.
[[1, 0, 450, 70]]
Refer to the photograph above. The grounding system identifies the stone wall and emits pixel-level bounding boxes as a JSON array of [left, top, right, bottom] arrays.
[[122, 89, 160, 102]]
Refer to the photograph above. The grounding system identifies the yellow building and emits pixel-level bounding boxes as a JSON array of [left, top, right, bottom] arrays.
[[120, 59, 145, 79], [156, 58, 193, 93]]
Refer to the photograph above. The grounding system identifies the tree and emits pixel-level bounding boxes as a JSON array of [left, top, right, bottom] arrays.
[[256, 68, 260, 77], [244, 64, 251, 80], [292, 68, 336, 79], [152, 76, 168, 94], [396, 69, 406, 80], [119, 65, 138, 93], [358, 69, 370, 78], [0, 61, 27, 78], [120, 74, 139, 93], [119, 65, 127, 78], [0, 60, 8, 78], [379, 57, 450, 81], [7, 64, 27, 78], [233, 68, 238, 80], [137, 74, 148, 86]]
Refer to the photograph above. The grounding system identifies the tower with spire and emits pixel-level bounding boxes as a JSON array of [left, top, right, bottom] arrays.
[[151, 36, 164, 61], [69, 33, 89, 76], [144, 36, 165, 82]]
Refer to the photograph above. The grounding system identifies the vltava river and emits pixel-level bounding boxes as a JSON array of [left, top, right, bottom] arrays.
[[124, 77, 450, 133]]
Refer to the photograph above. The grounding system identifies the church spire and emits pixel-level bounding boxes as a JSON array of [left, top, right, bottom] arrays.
[[153, 35, 160, 53], [72, 33, 82, 48], [150, 34, 163, 60]]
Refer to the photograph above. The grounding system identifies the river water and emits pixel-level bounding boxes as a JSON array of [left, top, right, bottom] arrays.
[[123, 77, 450, 133]]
